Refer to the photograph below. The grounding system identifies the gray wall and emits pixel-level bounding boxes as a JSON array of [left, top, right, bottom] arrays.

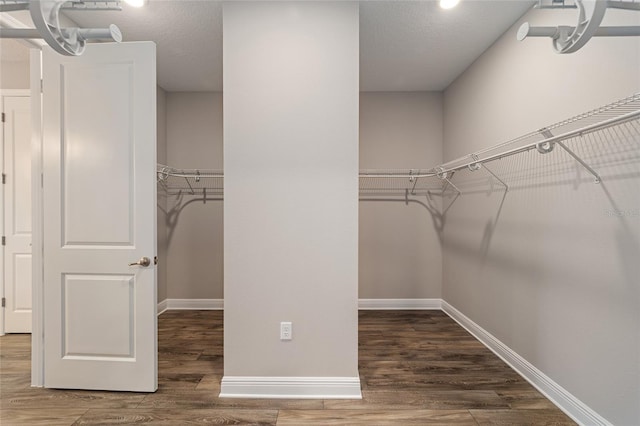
[[166, 92, 448, 304], [156, 86, 167, 303], [360, 92, 443, 299], [162, 93, 443, 301], [0, 40, 30, 89], [223, 1, 359, 378], [165, 92, 224, 299], [443, 8, 640, 425]]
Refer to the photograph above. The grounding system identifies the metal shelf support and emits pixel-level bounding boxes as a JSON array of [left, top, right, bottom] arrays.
[[537, 128, 602, 184], [556, 140, 602, 183]]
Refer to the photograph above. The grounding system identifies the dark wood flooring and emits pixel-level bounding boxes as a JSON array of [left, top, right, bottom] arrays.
[[0, 310, 574, 425]]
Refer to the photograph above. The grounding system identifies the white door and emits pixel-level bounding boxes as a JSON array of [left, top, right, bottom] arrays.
[[41, 42, 157, 392], [2, 95, 32, 333]]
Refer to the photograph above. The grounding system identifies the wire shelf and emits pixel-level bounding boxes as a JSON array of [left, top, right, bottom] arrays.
[[438, 93, 640, 174], [157, 165, 223, 196], [158, 93, 640, 199], [359, 169, 441, 196], [158, 165, 436, 197]]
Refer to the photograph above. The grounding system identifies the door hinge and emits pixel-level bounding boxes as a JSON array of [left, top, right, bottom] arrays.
[[1, 112, 4, 122], [1, 236, 5, 246], [1, 298, 5, 308], [2, 173, 5, 184]]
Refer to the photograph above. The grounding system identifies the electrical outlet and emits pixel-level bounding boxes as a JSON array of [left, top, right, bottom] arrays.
[[280, 322, 292, 341]]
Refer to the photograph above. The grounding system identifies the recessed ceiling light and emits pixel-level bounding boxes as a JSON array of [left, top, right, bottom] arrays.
[[124, 0, 146, 8], [440, 0, 461, 9]]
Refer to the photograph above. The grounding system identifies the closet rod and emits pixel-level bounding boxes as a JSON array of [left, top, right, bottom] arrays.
[[359, 172, 436, 179], [436, 107, 640, 176], [167, 172, 223, 178], [162, 169, 435, 181]]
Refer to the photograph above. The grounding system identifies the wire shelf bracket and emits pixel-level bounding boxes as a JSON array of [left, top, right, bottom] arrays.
[[537, 127, 602, 183], [466, 154, 510, 193]]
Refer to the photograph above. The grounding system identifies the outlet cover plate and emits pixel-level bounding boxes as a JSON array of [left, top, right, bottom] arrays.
[[280, 322, 292, 341]]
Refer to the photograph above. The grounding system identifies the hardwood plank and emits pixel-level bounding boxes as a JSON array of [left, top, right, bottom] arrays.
[[470, 409, 576, 425], [73, 408, 277, 425], [0, 373, 32, 390], [0, 359, 31, 374], [158, 359, 222, 375], [158, 350, 203, 361], [195, 374, 222, 392], [1, 388, 146, 409], [0, 334, 31, 349], [276, 409, 477, 425], [157, 374, 204, 391], [1, 408, 87, 425], [362, 373, 531, 391], [324, 389, 509, 410], [0, 310, 574, 425], [137, 390, 323, 410], [496, 389, 560, 410]]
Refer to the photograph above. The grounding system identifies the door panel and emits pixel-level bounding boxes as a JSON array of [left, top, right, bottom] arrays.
[[42, 42, 157, 392], [3, 95, 32, 333], [61, 63, 134, 246], [63, 274, 134, 358]]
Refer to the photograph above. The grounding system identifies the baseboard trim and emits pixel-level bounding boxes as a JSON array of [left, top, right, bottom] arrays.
[[441, 300, 611, 426], [219, 376, 362, 399], [158, 298, 440, 313], [157, 299, 168, 316], [161, 299, 224, 311], [358, 298, 441, 310]]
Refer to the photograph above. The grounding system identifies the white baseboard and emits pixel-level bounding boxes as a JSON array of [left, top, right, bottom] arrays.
[[158, 298, 440, 313], [358, 298, 441, 310], [157, 299, 168, 316], [220, 376, 362, 399], [159, 299, 224, 312], [441, 301, 611, 426]]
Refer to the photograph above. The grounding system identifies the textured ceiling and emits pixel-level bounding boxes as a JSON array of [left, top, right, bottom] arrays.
[[360, 1, 534, 91], [66, 1, 223, 92], [65, 1, 534, 92]]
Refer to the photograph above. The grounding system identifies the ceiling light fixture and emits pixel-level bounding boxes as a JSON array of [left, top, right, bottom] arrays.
[[124, 0, 146, 8], [440, 0, 460, 9]]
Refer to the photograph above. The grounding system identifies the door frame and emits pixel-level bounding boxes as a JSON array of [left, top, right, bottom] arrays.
[[0, 88, 33, 338], [0, 2, 48, 389], [30, 49, 44, 387]]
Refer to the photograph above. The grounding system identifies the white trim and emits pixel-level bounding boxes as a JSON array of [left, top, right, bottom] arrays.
[[158, 298, 443, 313], [0, 95, 5, 338], [29, 49, 44, 387], [1, 89, 32, 337], [220, 376, 362, 399], [163, 298, 224, 311], [358, 298, 441, 310], [157, 299, 168, 315], [441, 300, 611, 426], [0, 90, 31, 96]]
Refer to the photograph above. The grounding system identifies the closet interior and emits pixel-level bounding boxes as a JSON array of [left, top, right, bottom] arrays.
[[1, 0, 639, 424], [158, 93, 640, 198]]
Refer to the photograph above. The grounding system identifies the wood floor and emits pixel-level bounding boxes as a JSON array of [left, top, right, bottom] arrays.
[[0, 310, 574, 425]]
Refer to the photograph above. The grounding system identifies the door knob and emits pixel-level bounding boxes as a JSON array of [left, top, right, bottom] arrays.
[[129, 256, 151, 267]]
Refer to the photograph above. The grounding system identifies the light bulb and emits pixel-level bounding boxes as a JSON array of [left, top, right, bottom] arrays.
[[440, 0, 460, 9], [124, 0, 146, 7]]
